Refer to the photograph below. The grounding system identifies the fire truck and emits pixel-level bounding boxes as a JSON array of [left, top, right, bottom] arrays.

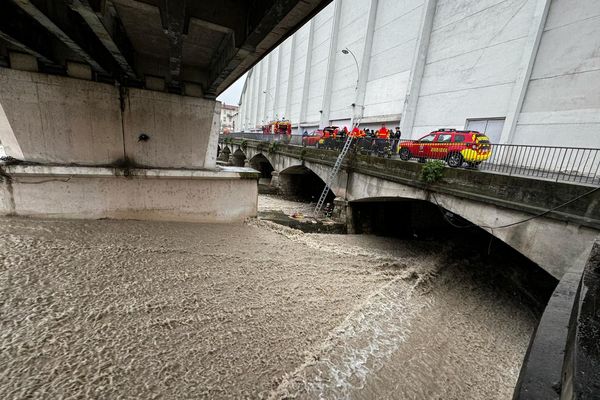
[[262, 119, 292, 136]]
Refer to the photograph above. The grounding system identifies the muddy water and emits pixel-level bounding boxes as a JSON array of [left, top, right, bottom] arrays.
[[0, 195, 539, 399]]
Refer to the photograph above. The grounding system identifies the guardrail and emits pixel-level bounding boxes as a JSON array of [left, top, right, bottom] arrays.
[[220, 133, 600, 186]]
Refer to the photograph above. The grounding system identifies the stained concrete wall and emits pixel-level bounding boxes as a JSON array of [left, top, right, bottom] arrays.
[[123, 88, 220, 169], [0, 68, 221, 169], [0, 68, 123, 165]]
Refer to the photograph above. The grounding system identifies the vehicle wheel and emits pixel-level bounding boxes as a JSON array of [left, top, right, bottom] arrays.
[[399, 148, 411, 161], [467, 162, 480, 169], [418, 158, 426, 163], [447, 152, 463, 168]]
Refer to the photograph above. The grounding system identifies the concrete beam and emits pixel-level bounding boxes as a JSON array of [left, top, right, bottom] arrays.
[[206, 0, 333, 96], [158, 0, 187, 84], [0, 30, 54, 65], [9, 0, 108, 74], [499, 0, 552, 144], [400, 0, 437, 138], [319, 0, 342, 128], [68, 0, 137, 79]]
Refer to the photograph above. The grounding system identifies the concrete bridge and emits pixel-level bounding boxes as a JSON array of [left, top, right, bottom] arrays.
[[0, 0, 332, 222], [221, 138, 600, 279]]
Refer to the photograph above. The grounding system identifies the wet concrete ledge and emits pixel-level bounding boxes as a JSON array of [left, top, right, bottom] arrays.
[[0, 164, 259, 222], [0, 164, 260, 180], [513, 242, 600, 399]]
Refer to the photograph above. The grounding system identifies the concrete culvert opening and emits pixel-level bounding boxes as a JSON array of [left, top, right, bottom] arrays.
[[349, 197, 557, 311], [279, 165, 336, 207], [249, 154, 275, 185]]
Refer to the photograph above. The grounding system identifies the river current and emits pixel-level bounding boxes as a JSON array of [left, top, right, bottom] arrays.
[[0, 195, 541, 399]]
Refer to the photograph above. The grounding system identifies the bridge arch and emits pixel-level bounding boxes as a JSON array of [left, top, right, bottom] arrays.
[[279, 164, 336, 205], [249, 153, 275, 183], [231, 148, 247, 167]]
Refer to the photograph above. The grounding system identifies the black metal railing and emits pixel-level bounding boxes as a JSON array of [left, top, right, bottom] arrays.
[[220, 133, 600, 186]]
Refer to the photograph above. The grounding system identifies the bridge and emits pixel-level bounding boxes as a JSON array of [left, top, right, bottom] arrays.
[[220, 137, 600, 280], [0, 0, 332, 222]]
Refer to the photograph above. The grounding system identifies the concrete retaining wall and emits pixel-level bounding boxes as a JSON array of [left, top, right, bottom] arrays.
[[0, 165, 258, 223]]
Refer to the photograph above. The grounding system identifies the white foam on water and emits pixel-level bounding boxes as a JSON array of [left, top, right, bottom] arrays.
[[268, 275, 433, 399]]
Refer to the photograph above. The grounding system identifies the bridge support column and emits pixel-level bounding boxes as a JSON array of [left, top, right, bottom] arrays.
[[0, 69, 258, 222], [345, 201, 356, 234], [270, 171, 280, 189]]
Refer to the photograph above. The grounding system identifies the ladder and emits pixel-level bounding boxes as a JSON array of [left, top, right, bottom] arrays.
[[314, 134, 354, 216]]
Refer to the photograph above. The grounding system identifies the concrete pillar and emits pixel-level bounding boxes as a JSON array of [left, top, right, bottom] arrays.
[[499, 0, 552, 144], [270, 170, 280, 188], [319, 0, 343, 128], [0, 69, 258, 223], [299, 19, 316, 128], [254, 62, 264, 129], [263, 52, 274, 122], [346, 201, 356, 234], [354, 0, 379, 121], [273, 46, 285, 119], [400, 0, 437, 138], [332, 196, 347, 221], [285, 33, 298, 120]]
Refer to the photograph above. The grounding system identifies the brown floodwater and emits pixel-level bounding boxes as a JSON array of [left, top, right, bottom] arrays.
[[0, 195, 541, 399]]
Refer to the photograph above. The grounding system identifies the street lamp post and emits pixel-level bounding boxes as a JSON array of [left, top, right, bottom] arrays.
[[263, 90, 277, 121], [341, 47, 360, 129]]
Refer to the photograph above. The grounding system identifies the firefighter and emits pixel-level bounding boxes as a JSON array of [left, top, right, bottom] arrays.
[[377, 125, 390, 139]]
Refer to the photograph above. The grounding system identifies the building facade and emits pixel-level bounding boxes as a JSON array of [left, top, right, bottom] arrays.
[[237, 0, 600, 147], [220, 104, 239, 133]]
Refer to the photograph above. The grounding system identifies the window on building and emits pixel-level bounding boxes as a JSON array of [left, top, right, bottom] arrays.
[[465, 118, 505, 143]]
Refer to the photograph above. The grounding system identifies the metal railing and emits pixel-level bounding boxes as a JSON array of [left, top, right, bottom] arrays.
[[479, 144, 600, 185], [220, 133, 600, 186]]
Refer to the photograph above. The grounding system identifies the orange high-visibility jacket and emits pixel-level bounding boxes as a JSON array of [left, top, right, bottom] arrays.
[[377, 127, 389, 139]]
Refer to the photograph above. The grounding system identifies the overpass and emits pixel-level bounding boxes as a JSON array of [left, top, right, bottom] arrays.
[[0, 0, 332, 222], [220, 137, 600, 280]]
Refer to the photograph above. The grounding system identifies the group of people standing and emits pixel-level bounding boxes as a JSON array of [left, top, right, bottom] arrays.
[[319, 124, 402, 153]]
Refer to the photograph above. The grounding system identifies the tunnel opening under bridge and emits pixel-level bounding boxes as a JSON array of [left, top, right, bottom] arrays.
[[278, 165, 336, 207], [348, 197, 557, 310], [249, 154, 275, 186]]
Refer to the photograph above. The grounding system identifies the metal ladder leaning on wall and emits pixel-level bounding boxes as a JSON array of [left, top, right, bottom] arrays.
[[314, 134, 354, 217]]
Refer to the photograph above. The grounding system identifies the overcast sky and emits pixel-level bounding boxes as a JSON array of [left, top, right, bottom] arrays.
[[216, 72, 247, 106]]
